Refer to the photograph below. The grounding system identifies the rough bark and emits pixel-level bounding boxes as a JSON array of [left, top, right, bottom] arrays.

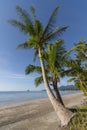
[[53, 79, 64, 106], [38, 48, 74, 127]]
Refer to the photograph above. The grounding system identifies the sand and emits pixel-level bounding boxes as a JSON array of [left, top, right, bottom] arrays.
[[0, 93, 86, 130]]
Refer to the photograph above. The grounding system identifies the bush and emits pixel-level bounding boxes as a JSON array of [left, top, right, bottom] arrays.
[[67, 106, 87, 130]]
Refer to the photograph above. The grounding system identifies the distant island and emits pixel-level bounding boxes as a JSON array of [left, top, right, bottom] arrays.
[[42, 85, 80, 91], [59, 85, 80, 91]]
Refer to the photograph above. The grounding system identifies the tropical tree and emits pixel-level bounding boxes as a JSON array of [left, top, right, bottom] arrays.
[[64, 40, 87, 95], [9, 5, 73, 126], [26, 39, 67, 105]]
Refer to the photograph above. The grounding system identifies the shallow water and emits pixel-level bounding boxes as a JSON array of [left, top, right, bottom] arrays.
[[0, 90, 81, 106]]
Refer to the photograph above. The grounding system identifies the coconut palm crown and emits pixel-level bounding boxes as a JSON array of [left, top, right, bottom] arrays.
[[8, 6, 68, 55]]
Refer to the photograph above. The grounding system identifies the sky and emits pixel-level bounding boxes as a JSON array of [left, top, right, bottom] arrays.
[[0, 0, 87, 91]]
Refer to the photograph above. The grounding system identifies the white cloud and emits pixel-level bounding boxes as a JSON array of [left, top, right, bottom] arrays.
[[0, 71, 34, 79]]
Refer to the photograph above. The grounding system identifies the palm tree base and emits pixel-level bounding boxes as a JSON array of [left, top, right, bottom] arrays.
[[51, 99, 74, 127], [60, 111, 74, 127]]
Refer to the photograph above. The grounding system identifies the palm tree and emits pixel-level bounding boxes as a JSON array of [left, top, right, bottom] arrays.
[[9, 5, 73, 126], [26, 39, 67, 105], [63, 40, 87, 95]]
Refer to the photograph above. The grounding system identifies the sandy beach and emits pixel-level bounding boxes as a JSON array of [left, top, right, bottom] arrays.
[[0, 93, 86, 130]]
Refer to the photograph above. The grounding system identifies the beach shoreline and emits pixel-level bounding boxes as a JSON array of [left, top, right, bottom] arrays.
[[0, 93, 86, 130], [0, 90, 81, 107]]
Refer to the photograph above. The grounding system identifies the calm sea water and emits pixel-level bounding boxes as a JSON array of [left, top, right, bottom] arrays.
[[0, 90, 81, 106]]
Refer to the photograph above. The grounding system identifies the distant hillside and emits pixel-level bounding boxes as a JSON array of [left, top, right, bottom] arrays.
[[41, 85, 80, 91], [59, 85, 79, 91]]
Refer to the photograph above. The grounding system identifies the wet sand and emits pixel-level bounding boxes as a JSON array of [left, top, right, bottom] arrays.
[[0, 93, 86, 130]]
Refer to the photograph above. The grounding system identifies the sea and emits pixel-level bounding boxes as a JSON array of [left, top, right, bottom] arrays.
[[0, 90, 81, 106]]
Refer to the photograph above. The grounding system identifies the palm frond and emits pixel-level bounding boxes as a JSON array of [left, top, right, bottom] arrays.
[[65, 40, 87, 58], [9, 6, 36, 36], [44, 26, 68, 42], [30, 5, 36, 19], [16, 5, 33, 26], [25, 64, 42, 75], [43, 6, 59, 35], [67, 77, 76, 83], [17, 42, 33, 49], [8, 20, 28, 34], [54, 40, 65, 55], [64, 45, 79, 57], [34, 20, 43, 35], [34, 76, 43, 87], [17, 37, 40, 50], [62, 68, 75, 76]]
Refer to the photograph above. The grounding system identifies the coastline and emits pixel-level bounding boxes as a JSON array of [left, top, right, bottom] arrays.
[[0, 90, 81, 107], [0, 93, 86, 130]]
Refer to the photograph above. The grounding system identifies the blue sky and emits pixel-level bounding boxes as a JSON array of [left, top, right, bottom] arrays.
[[0, 0, 87, 91]]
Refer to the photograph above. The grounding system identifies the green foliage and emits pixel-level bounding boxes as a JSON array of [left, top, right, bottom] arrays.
[[64, 40, 87, 95], [34, 76, 43, 87], [9, 5, 68, 49], [25, 64, 51, 87], [9, 5, 68, 72], [43, 6, 59, 35], [46, 39, 67, 79], [67, 106, 87, 130], [75, 40, 87, 61], [25, 65, 42, 74], [24, 39, 67, 88], [30, 5, 36, 19]]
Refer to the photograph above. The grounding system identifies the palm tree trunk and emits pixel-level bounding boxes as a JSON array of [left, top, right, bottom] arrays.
[[38, 48, 74, 127], [53, 80, 64, 106]]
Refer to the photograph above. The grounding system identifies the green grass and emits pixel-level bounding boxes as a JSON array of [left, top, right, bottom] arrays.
[[67, 106, 87, 130]]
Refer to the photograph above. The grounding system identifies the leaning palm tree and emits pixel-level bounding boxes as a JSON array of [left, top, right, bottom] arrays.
[[44, 39, 67, 105], [9, 5, 73, 126], [26, 39, 67, 105]]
